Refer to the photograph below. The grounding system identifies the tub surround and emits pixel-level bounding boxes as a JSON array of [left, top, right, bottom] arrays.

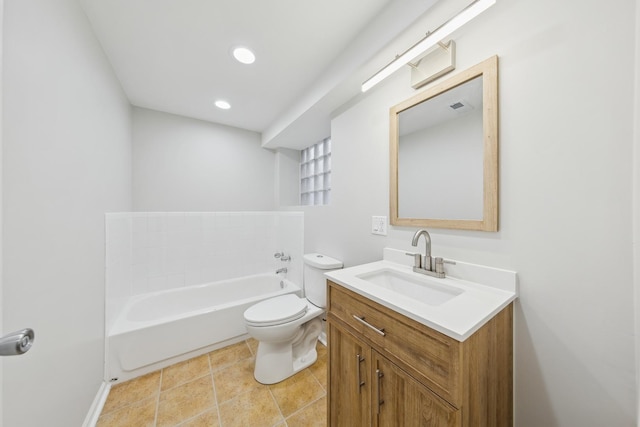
[[105, 211, 303, 334], [325, 247, 517, 340]]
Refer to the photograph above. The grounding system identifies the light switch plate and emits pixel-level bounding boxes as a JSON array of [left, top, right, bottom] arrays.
[[372, 216, 388, 236]]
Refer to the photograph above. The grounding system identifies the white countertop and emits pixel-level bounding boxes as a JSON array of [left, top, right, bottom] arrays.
[[324, 250, 518, 341]]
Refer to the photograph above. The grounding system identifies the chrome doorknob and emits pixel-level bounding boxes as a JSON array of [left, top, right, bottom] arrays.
[[0, 328, 34, 356]]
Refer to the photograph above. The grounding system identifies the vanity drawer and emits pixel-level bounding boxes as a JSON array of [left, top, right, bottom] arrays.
[[327, 281, 461, 406]]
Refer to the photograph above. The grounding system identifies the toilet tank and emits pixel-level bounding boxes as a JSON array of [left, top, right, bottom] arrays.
[[303, 253, 343, 308]]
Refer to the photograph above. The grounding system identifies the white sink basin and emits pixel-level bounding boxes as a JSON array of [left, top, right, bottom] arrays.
[[325, 250, 518, 340], [356, 268, 463, 306]]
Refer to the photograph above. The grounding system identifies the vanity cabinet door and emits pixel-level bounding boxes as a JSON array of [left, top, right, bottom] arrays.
[[328, 282, 460, 405], [373, 351, 460, 427], [328, 321, 371, 427]]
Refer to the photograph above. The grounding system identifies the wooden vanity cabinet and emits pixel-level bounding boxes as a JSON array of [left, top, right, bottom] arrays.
[[326, 280, 513, 427], [373, 351, 460, 427], [327, 323, 370, 427]]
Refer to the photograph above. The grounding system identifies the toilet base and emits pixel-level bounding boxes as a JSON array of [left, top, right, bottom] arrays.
[[253, 317, 322, 384]]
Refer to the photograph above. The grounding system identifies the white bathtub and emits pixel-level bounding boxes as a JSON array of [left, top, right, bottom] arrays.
[[107, 273, 301, 382]]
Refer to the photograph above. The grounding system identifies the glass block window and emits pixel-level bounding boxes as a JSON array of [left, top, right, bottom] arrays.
[[300, 137, 331, 206]]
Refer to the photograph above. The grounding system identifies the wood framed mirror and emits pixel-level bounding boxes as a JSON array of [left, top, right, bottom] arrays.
[[390, 55, 498, 231]]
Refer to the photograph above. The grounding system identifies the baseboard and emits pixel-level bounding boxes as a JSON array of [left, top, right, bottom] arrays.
[[82, 381, 111, 427]]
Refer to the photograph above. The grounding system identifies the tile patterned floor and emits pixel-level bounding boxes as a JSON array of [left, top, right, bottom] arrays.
[[97, 338, 327, 427]]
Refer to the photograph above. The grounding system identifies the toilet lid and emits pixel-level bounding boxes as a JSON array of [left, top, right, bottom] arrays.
[[244, 294, 308, 327]]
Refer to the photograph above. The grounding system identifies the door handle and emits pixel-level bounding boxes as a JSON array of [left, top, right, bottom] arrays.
[[356, 353, 365, 392], [352, 315, 386, 336], [0, 328, 34, 356], [376, 369, 384, 414]]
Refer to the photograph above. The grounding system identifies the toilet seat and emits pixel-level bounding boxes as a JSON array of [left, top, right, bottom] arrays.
[[244, 294, 308, 327]]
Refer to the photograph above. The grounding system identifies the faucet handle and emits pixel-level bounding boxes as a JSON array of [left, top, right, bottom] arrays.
[[434, 257, 444, 274], [275, 252, 291, 261], [405, 252, 422, 269]]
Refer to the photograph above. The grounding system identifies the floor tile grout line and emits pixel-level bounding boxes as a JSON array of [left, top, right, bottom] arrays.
[[153, 369, 163, 427], [215, 382, 281, 425], [97, 395, 142, 417], [96, 395, 159, 425], [208, 352, 224, 427], [210, 359, 262, 406], [266, 386, 287, 426], [282, 393, 326, 422], [158, 370, 213, 395], [98, 372, 163, 417], [159, 354, 213, 392], [164, 354, 221, 427], [156, 363, 219, 427], [308, 362, 327, 392], [210, 354, 256, 375], [246, 338, 257, 357]]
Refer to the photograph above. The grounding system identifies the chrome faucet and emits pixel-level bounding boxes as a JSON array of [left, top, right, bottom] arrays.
[[276, 267, 288, 274], [407, 229, 446, 278], [412, 229, 432, 272], [274, 252, 291, 262]]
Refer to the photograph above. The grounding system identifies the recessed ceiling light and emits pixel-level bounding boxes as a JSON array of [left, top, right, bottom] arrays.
[[215, 100, 231, 110], [232, 47, 256, 65]]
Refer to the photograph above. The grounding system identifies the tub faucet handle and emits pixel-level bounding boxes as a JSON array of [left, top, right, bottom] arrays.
[[274, 252, 290, 261]]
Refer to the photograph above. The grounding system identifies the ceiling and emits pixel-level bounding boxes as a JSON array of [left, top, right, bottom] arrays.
[[82, 0, 440, 149]]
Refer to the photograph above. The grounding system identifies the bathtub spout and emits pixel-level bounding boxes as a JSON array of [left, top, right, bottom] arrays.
[[276, 268, 288, 274]]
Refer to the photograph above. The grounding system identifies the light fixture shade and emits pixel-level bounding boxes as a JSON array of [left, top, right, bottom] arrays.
[[215, 100, 231, 109], [232, 47, 256, 64], [362, 0, 496, 92]]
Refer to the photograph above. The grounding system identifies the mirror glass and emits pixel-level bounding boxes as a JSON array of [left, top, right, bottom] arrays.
[[390, 56, 498, 231]]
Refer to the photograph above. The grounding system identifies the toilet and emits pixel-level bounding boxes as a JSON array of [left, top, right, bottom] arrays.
[[243, 253, 343, 384]]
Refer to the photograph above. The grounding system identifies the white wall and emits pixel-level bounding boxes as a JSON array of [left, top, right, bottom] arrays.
[[2, 0, 132, 426], [275, 148, 301, 207], [297, 0, 637, 425], [132, 107, 276, 212]]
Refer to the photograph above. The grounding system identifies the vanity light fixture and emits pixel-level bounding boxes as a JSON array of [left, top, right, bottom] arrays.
[[361, 0, 495, 92], [215, 100, 231, 110], [232, 47, 256, 65]]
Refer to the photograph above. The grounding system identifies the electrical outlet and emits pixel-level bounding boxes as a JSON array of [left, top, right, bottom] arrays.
[[372, 216, 387, 236]]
